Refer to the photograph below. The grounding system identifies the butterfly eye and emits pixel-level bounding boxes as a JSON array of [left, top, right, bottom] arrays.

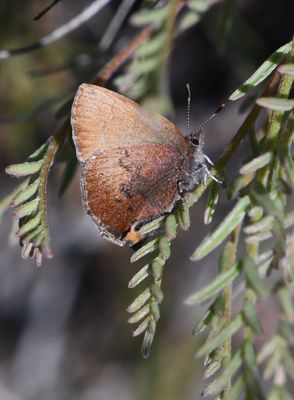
[[190, 137, 199, 146]]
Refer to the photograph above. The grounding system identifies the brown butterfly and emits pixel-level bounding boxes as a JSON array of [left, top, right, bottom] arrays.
[[71, 84, 217, 246]]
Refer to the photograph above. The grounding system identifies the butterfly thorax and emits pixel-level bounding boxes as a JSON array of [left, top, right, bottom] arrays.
[[178, 130, 209, 193]]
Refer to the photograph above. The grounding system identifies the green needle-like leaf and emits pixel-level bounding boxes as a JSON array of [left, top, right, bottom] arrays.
[[159, 236, 171, 259], [243, 256, 267, 298], [128, 264, 149, 289], [250, 181, 284, 221], [132, 317, 149, 337], [240, 152, 273, 174], [185, 262, 241, 305], [278, 285, 294, 322], [130, 238, 159, 263], [136, 33, 165, 56], [196, 315, 243, 358], [256, 97, 294, 111], [278, 63, 294, 77], [227, 173, 254, 199], [28, 142, 49, 160], [6, 161, 43, 177], [17, 213, 41, 236], [229, 41, 292, 100], [204, 181, 220, 224], [13, 198, 39, 219], [127, 288, 151, 313], [165, 214, 177, 239], [132, 56, 162, 74], [131, 7, 169, 26], [257, 336, 282, 364], [242, 299, 263, 334], [282, 350, 294, 380], [138, 216, 165, 236], [191, 196, 250, 260], [179, 12, 200, 31], [128, 304, 150, 324], [225, 375, 245, 400], [192, 308, 214, 335], [177, 201, 190, 230], [263, 351, 282, 380], [244, 215, 274, 234], [204, 349, 242, 395], [11, 181, 39, 207]]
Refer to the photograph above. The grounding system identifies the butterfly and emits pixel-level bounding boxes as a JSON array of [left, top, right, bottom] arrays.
[[71, 84, 217, 246]]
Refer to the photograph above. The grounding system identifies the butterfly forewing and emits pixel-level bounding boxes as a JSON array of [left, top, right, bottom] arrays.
[[71, 84, 189, 162]]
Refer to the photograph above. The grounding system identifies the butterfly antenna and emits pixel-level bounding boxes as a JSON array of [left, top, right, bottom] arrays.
[[186, 83, 191, 135], [195, 103, 225, 134]]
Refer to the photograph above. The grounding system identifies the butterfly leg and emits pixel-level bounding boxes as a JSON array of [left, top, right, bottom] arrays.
[[202, 164, 224, 185], [203, 154, 214, 166]]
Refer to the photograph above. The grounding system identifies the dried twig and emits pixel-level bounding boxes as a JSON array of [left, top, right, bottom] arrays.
[[94, 25, 154, 85], [99, 0, 137, 51], [33, 0, 62, 21], [0, 0, 111, 59]]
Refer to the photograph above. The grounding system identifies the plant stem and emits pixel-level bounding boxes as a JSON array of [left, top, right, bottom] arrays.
[[244, 210, 260, 340], [266, 69, 294, 145], [94, 25, 154, 86], [37, 119, 69, 249], [220, 224, 241, 398]]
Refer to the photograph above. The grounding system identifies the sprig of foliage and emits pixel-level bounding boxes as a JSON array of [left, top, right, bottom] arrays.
[[127, 199, 198, 357], [184, 40, 294, 398], [4, 123, 69, 266], [5, 140, 53, 266], [115, 0, 180, 111], [179, 0, 220, 31], [127, 215, 174, 357], [114, 0, 217, 112]]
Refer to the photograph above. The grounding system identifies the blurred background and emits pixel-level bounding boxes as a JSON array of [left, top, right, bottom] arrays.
[[0, 0, 293, 399]]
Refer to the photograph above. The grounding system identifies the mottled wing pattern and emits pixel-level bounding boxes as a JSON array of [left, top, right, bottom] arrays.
[[81, 144, 189, 245], [71, 84, 188, 162]]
